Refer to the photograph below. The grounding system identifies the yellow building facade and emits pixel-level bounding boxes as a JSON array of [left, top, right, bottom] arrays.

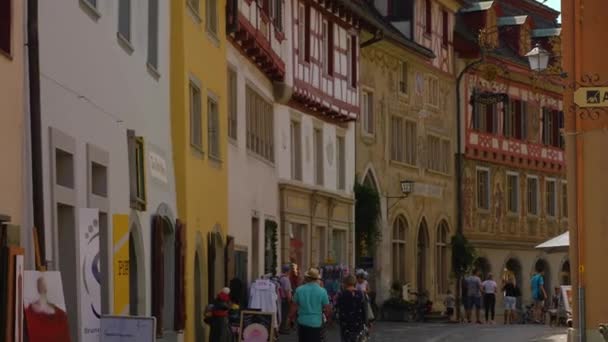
[[170, 0, 228, 340]]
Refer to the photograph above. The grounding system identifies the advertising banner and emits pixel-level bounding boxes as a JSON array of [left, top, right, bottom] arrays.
[[78, 208, 101, 342], [112, 214, 130, 315]]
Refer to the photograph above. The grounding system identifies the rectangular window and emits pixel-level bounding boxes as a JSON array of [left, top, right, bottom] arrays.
[[527, 176, 539, 215], [147, 0, 159, 69], [472, 101, 498, 134], [0, 0, 11, 55], [118, 0, 131, 42], [350, 36, 357, 88], [427, 135, 449, 173], [313, 127, 324, 186], [189, 81, 203, 151], [332, 229, 346, 264], [477, 168, 490, 210], [336, 135, 346, 190], [425, 0, 432, 35], [507, 173, 519, 213], [322, 21, 334, 75], [207, 96, 220, 159], [504, 102, 516, 138], [546, 179, 556, 217], [304, 3, 311, 62], [207, 0, 218, 34], [322, 22, 328, 74], [228, 68, 238, 140], [298, 4, 305, 61], [361, 91, 374, 135], [246, 86, 274, 162], [520, 101, 528, 139], [390, 117, 417, 165], [128, 130, 146, 210], [290, 120, 302, 181], [273, 0, 283, 31], [291, 223, 309, 269], [562, 182, 568, 218], [442, 10, 449, 46], [399, 62, 408, 94], [543, 108, 560, 147]]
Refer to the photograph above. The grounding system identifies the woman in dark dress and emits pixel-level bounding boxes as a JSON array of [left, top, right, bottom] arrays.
[[335, 275, 367, 342]]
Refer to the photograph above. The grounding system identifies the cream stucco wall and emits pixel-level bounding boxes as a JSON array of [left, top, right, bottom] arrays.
[[227, 45, 280, 282], [0, 0, 25, 230], [38, 1, 175, 339]]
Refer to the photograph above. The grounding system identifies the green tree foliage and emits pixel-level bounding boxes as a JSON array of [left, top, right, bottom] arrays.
[[354, 179, 382, 259], [451, 232, 476, 320]]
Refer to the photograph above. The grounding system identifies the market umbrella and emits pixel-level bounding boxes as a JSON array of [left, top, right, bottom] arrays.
[[535, 231, 569, 253]]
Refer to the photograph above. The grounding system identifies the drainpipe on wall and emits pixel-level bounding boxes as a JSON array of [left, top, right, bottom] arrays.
[[27, 0, 46, 268]]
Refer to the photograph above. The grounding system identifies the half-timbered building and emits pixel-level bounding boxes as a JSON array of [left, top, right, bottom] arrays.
[[455, 0, 569, 310]]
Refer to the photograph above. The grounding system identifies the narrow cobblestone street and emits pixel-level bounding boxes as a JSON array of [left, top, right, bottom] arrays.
[[280, 322, 568, 342]]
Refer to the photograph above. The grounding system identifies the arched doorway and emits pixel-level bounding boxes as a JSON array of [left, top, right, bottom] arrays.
[[534, 258, 552, 299], [417, 219, 429, 292], [473, 257, 492, 281], [505, 257, 523, 308], [560, 260, 571, 285]]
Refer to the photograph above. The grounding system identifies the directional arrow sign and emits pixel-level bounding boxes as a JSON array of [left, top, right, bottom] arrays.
[[574, 87, 608, 108]]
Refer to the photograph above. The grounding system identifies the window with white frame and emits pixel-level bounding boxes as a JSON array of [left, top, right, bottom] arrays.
[[392, 216, 407, 284], [348, 35, 357, 88], [506, 172, 519, 213], [322, 21, 334, 75], [246, 86, 274, 162], [189, 80, 203, 151], [207, 95, 220, 159], [527, 176, 539, 216], [298, 4, 305, 61], [546, 179, 557, 217], [291, 223, 309, 269], [336, 135, 345, 190], [228, 68, 237, 140], [426, 76, 439, 107], [436, 221, 449, 294], [390, 117, 417, 165], [118, 0, 131, 42], [206, 0, 218, 35], [316, 226, 326, 264], [128, 130, 146, 210], [147, 0, 159, 70], [313, 127, 324, 186], [361, 91, 374, 135], [290, 120, 302, 180], [477, 168, 490, 210], [427, 135, 450, 174], [399, 61, 408, 94]]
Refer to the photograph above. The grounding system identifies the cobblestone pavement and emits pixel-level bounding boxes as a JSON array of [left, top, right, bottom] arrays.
[[279, 322, 568, 342]]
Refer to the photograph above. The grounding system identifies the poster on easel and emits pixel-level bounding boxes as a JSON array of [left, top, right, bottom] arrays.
[[23, 271, 71, 342], [561, 285, 573, 313], [78, 208, 101, 342], [239, 310, 274, 342]]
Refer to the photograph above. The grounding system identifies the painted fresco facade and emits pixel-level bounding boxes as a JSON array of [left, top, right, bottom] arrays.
[[356, 0, 460, 306], [456, 0, 568, 310]]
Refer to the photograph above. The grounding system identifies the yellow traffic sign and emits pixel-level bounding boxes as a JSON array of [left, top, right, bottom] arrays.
[[574, 87, 608, 107]]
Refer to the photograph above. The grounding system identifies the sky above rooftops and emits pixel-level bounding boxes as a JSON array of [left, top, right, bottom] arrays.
[[543, 0, 561, 22]]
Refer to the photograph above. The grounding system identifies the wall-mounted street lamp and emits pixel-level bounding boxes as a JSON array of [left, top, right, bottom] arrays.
[[400, 180, 415, 198], [386, 180, 415, 224], [525, 44, 551, 72]]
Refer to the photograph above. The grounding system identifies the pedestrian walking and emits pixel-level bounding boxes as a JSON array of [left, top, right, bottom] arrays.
[[444, 290, 455, 321], [335, 275, 367, 342], [289, 268, 332, 342], [355, 269, 370, 293], [279, 264, 293, 334], [531, 268, 547, 323], [482, 273, 497, 324], [464, 269, 483, 324], [502, 276, 517, 324]]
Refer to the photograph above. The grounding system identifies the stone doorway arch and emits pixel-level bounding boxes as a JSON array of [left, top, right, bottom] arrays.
[[416, 218, 430, 292]]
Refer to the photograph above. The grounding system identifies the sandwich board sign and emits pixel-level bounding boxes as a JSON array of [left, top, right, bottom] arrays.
[[100, 316, 155, 342]]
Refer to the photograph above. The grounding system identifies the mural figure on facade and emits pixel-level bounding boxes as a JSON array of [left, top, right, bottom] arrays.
[[494, 181, 504, 233]]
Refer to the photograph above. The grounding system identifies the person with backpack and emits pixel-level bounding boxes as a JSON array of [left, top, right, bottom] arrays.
[[531, 269, 547, 323]]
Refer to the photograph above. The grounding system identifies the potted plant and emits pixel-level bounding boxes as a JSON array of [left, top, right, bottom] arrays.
[[381, 281, 414, 321]]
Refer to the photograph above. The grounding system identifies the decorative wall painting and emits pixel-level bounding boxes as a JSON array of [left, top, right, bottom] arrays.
[[239, 310, 274, 342], [23, 271, 71, 342]]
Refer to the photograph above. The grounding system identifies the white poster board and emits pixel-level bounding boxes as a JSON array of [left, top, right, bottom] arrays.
[[79, 208, 101, 342], [100, 316, 156, 342]]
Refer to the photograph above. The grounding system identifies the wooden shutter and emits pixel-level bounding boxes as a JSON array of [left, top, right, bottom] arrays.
[[151, 215, 165, 337], [486, 104, 494, 134], [207, 233, 216, 303], [514, 101, 522, 139], [174, 220, 186, 331], [226, 236, 236, 284], [552, 110, 559, 147]]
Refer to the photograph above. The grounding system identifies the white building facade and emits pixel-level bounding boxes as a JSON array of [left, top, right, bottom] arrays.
[[38, 1, 176, 340], [226, 0, 288, 283]]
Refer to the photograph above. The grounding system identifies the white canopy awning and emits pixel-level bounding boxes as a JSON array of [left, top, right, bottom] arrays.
[[535, 232, 570, 253]]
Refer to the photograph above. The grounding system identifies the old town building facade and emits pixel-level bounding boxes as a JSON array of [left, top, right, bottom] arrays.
[[456, 0, 568, 309], [356, 0, 460, 305]]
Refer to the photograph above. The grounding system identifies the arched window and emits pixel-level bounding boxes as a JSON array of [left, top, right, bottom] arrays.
[[392, 216, 408, 283], [435, 221, 449, 294]]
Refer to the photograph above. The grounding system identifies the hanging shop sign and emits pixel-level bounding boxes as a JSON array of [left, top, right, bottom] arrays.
[[471, 92, 509, 105], [573, 87, 608, 107]]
